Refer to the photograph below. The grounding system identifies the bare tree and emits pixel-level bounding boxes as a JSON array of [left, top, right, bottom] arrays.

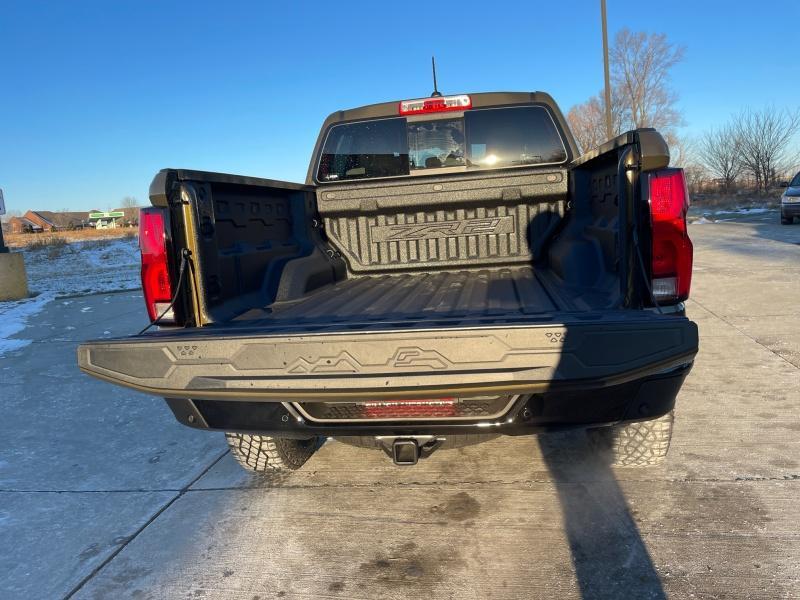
[[568, 28, 685, 154], [683, 163, 709, 195], [610, 28, 686, 137], [0, 209, 22, 223], [116, 196, 142, 227], [698, 125, 743, 192], [665, 133, 694, 169], [667, 135, 709, 194], [120, 196, 139, 209], [734, 106, 800, 193], [567, 89, 625, 153]]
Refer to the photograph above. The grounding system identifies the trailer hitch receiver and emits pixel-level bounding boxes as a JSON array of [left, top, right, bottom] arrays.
[[393, 439, 419, 465], [375, 436, 444, 466]]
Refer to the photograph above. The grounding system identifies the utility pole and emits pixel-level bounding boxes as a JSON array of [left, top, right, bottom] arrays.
[[0, 188, 7, 253], [601, 0, 613, 141]]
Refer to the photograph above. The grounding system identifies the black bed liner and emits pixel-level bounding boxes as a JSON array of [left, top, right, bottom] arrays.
[[226, 266, 617, 333]]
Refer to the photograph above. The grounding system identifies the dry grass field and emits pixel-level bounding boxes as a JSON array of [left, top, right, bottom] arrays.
[[4, 227, 138, 249]]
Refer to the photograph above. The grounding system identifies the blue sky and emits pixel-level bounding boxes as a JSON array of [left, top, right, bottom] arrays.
[[1, 0, 798, 213]]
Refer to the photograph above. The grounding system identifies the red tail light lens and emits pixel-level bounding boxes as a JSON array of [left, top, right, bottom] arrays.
[[139, 207, 173, 322], [648, 169, 693, 303]]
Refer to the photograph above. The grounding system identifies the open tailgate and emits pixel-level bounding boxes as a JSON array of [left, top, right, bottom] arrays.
[[77, 312, 697, 401]]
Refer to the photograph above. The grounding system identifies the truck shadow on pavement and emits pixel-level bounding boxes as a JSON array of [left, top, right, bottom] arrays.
[[744, 220, 800, 248], [691, 215, 800, 255], [538, 431, 666, 600]]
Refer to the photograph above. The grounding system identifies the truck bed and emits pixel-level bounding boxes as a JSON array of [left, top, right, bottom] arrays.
[[78, 128, 697, 405], [229, 266, 609, 333]]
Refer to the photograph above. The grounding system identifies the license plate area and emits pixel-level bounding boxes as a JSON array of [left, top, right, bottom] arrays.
[[292, 395, 518, 423]]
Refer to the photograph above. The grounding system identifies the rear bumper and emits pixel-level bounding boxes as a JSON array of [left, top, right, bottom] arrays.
[[165, 363, 693, 436], [77, 312, 698, 401], [781, 203, 800, 218]]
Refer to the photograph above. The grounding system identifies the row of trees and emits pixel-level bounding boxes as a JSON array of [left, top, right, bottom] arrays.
[[568, 28, 800, 196], [698, 108, 800, 193], [567, 28, 685, 154]]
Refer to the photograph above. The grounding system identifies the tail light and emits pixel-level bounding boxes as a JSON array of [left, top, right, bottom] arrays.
[[139, 207, 174, 322], [648, 169, 693, 303], [399, 94, 471, 115]]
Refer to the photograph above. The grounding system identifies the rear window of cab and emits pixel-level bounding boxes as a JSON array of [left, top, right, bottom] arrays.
[[316, 105, 568, 183]]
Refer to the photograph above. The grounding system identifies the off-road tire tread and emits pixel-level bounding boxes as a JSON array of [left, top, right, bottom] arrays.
[[225, 433, 323, 472], [587, 411, 674, 467]]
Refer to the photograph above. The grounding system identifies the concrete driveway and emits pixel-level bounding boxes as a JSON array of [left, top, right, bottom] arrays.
[[1, 212, 798, 599]]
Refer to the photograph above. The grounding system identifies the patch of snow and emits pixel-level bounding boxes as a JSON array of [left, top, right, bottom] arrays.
[[0, 293, 55, 356], [693, 217, 714, 224], [709, 207, 775, 216], [20, 237, 140, 298], [734, 207, 771, 214], [0, 237, 141, 355]]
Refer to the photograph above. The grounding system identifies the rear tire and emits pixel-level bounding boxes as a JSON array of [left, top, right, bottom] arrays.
[[587, 411, 674, 467], [225, 433, 325, 473]]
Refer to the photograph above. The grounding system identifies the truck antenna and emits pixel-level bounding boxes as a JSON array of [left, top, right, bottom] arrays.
[[431, 56, 442, 97]]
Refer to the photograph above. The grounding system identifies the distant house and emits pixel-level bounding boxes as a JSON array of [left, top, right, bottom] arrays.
[[7, 216, 43, 233], [7, 207, 139, 233], [8, 210, 91, 233]]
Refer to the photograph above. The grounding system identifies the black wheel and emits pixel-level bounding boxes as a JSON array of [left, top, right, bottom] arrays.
[[587, 411, 674, 467], [225, 433, 325, 473], [781, 215, 793, 225]]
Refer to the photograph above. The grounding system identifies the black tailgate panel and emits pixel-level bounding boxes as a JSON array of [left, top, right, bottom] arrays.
[[78, 312, 698, 401]]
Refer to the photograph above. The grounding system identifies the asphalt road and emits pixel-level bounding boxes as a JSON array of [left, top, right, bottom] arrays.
[[1, 212, 799, 599]]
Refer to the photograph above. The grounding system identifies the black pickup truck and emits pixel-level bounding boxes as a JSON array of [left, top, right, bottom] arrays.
[[78, 92, 697, 469]]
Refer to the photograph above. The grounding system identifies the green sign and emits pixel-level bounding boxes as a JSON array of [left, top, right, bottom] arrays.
[[89, 211, 125, 219]]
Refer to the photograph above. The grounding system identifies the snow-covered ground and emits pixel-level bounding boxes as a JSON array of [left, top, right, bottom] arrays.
[[0, 292, 56, 354], [703, 207, 774, 217], [689, 207, 778, 224], [0, 237, 140, 355], [22, 237, 140, 297]]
